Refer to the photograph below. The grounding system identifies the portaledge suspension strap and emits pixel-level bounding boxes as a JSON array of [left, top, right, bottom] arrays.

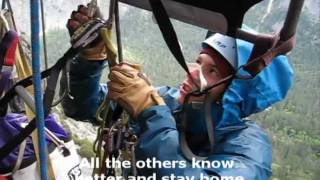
[[148, 0, 216, 161], [149, 0, 190, 76]]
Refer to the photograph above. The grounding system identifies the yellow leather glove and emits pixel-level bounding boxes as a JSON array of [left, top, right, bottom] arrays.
[[67, 5, 109, 60], [108, 63, 165, 118]]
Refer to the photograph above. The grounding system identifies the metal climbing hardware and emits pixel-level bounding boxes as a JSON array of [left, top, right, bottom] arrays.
[[95, 118, 138, 177], [88, 0, 98, 17], [71, 18, 105, 49], [71, 0, 103, 50]]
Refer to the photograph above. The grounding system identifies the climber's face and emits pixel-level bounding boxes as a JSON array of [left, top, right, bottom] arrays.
[[179, 51, 234, 104]]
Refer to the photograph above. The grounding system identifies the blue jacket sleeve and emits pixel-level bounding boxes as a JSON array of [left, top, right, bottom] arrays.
[[60, 57, 108, 122], [135, 106, 271, 180], [135, 106, 205, 178]]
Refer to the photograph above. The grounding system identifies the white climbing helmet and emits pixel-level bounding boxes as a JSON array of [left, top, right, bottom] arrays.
[[202, 33, 238, 69]]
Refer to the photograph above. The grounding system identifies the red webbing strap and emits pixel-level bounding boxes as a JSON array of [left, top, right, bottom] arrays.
[[4, 34, 19, 66], [0, 31, 18, 69], [243, 34, 296, 76]]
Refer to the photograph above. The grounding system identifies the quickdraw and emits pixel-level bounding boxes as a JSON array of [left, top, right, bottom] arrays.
[[95, 118, 138, 177]]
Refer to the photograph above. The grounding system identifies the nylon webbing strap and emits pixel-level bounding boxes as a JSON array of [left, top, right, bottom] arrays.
[[0, 31, 18, 68], [0, 118, 36, 161], [179, 93, 215, 161], [244, 34, 295, 76], [149, 0, 190, 76], [148, 0, 217, 160], [0, 31, 18, 96], [0, 48, 75, 161]]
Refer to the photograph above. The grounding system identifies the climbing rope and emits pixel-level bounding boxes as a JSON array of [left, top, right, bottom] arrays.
[[40, 0, 49, 69], [30, 0, 48, 179]]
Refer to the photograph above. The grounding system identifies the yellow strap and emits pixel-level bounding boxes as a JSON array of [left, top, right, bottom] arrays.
[[100, 28, 117, 65]]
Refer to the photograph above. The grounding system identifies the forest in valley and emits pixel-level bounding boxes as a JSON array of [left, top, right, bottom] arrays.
[[8, 0, 320, 179]]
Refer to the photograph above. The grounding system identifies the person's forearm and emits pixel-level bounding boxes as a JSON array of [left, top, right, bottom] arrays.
[[135, 106, 206, 177], [60, 57, 107, 121]]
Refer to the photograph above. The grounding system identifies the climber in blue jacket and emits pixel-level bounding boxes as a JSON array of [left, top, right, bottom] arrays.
[[62, 5, 294, 179]]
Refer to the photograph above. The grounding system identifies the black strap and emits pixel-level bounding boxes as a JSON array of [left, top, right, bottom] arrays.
[[0, 48, 76, 161], [0, 118, 36, 161], [1, 0, 7, 9], [149, 0, 216, 160], [179, 93, 215, 161], [149, 0, 190, 76]]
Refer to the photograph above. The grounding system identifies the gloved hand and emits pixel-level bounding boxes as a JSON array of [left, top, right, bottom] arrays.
[[67, 5, 107, 60], [108, 62, 166, 118]]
